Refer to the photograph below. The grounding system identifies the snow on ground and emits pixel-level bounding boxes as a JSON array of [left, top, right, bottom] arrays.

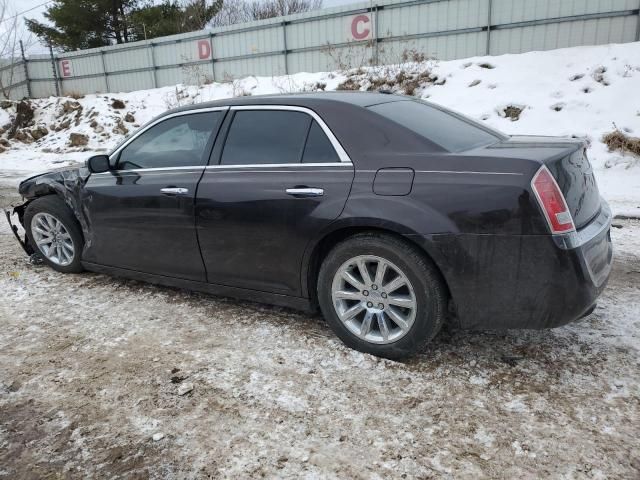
[[0, 187, 638, 478], [0, 42, 639, 215]]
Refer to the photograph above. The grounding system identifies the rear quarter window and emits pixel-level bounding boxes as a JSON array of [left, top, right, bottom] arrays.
[[368, 100, 504, 153]]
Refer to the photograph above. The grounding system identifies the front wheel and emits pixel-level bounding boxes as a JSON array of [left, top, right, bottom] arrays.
[[317, 233, 447, 359], [24, 195, 84, 273]]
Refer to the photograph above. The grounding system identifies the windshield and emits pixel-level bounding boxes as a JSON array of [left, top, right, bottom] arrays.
[[368, 100, 505, 153]]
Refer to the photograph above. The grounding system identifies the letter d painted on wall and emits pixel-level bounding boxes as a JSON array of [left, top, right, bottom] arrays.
[[198, 39, 212, 59]]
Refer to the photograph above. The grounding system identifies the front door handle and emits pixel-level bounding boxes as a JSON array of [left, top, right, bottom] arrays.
[[160, 187, 189, 196], [285, 187, 324, 197]]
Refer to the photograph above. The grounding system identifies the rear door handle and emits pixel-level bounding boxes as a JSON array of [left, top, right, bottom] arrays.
[[160, 187, 189, 196], [285, 187, 324, 197]]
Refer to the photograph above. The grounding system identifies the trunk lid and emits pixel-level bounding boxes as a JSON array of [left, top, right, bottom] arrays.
[[487, 135, 601, 230]]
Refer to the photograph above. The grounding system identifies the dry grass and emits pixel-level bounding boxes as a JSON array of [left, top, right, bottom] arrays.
[[66, 91, 85, 99], [503, 105, 524, 121], [603, 129, 640, 157], [341, 68, 434, 96], [336, 78, 362, 91]]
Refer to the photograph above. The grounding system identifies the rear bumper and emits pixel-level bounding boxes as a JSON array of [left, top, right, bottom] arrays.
[[552, 200, 613, 289], [409, 201, 613, 330]]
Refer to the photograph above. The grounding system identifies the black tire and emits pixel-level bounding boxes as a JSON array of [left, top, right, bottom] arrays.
[[24, 195, 84, 274], [317, 233, 447, 359]]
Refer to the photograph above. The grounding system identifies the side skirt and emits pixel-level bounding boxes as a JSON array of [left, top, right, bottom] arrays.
[[81, 261, 314, 312]]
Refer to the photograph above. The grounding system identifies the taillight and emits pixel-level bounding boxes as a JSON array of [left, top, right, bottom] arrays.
[[531, 165, 576, 234]]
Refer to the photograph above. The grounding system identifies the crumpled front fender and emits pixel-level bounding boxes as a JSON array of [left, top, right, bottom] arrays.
[[17, 167, 93, 256]]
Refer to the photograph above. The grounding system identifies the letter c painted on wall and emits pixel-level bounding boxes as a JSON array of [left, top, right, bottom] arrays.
[[198, 39, 212, 59], [351, 15, 371, 40]]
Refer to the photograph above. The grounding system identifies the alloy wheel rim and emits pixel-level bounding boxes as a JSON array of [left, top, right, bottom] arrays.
[[31, 212, 75, 266], [331, 255, 417, 344]]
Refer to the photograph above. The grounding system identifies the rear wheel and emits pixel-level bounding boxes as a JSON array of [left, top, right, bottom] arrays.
[[24, 196, 84, 273], [318, 233, 447, 359]]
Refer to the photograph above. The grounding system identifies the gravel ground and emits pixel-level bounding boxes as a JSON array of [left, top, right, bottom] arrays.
[[1, 187, 639, 479]]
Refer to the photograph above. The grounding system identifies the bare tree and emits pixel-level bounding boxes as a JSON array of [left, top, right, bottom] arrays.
[[253, 0, 322, 19], [210, 0, 247, 27], [0, 0, 35, 99], [211, 0, 322, 27]]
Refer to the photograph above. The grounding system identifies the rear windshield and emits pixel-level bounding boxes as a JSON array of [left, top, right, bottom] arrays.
[[368, 100, 504, 153]]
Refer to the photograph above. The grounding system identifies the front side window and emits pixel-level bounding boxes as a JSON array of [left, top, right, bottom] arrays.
[[117, 111, 221, 170], [221, 110, 312, 165], [368, 100, 504, 153]]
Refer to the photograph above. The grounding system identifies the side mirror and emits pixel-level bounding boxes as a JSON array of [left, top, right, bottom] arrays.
[[86, 154, 111, 174]]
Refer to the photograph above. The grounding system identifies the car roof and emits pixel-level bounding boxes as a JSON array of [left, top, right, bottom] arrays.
[[169, 91, 401, 114]]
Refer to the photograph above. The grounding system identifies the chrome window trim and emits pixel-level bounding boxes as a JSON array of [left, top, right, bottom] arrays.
[[103, 104, 352, 173], [227, 105, 352, 164], [206, 169, 351, 174], [91, 162, 352, 175], [108, 106, 230, 165], [357, 170, 523, 175], [206, 162, 350, 169], [415, 170, 523, 176]]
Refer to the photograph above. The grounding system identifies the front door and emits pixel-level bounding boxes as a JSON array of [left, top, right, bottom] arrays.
[[196, 107, 354, 296], [82, 108, 226, 281]]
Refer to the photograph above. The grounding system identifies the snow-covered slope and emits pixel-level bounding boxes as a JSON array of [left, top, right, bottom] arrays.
[[0, 42, 638, 215]]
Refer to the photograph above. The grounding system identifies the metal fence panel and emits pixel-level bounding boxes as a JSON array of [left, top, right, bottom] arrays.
[[215, 26, 284, 58], [30, 80, 58, 98], [26, 58, 52, 80], [2, 0, 639, 99], [288, 48, 344, 73], [0, 63, 25, 94], [216, 54, 287, 78], [104, 47, 152, 73], [379, 0, 488, 37], [490, 15, 638, 54], [490, 0, 637, 24], [59, 54, 103, 78], [287, 12, 362, 49], [156, 66, 188, 88], [61, 76, 106, 96], [382, 30, 487, 60], [108, 70, 156, 94]]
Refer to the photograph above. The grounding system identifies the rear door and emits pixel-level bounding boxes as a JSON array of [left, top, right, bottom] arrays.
[[196, 106, 355, 296], [83, 108, 226, 281]]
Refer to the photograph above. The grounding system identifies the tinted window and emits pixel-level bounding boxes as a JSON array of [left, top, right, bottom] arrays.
[[368, 100, 502, 153], [221, 110, 311, 165], [118, 112, 220, 170], [302, 121, 341, 164]]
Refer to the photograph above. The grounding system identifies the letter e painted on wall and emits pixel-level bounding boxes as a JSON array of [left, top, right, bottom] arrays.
[[60, 59, 73, 77], [198, 40, 212, 59], [351, 14, 371, 40]]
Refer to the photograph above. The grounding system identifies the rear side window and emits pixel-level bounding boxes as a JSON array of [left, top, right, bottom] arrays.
[[117, 111, 220, 170], [368, 100, 502, 153], [221, 110, 311, 165], [302, 121, 341, 164]]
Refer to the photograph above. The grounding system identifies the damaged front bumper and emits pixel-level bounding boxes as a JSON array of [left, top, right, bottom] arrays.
[[4, 203, 35, 256]]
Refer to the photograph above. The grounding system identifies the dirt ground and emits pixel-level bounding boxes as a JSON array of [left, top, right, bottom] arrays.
[[1, 186, 639, 479]]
